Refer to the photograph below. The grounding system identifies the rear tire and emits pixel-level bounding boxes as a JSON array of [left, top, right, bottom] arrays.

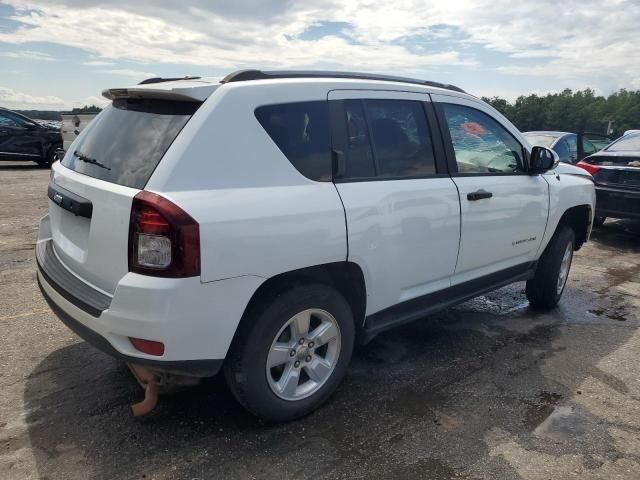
[[224, 283, 355, 423], [526, 226, 575, 308]]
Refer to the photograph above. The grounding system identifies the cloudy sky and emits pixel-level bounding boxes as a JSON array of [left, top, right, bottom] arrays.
[[0, 0, 638, 110]]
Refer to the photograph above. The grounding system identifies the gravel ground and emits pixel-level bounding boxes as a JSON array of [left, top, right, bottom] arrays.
[[1, 161, 639, 480]]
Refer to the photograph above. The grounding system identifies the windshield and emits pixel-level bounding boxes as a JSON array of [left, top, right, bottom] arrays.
[[61, 98, 199, 189], [523, 133, 558, 148], [606, 133, 640, 152]]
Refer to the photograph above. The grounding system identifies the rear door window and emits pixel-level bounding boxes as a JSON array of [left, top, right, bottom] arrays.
[[344, 100, 376, 178], [61, 98, 198, 189], [365, 100, 436, 178], [339, 99, 436, 180], [255, 101, 332, 181]]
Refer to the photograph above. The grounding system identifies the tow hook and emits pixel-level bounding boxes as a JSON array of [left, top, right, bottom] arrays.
[[128, 364, 159, 417]]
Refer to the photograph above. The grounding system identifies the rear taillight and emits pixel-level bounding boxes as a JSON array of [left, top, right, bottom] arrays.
[[576, 160, 600, 175], [128, 191, 200, 277]]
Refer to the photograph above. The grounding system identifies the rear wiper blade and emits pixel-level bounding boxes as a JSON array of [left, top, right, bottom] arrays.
[[73, 150, 111, 171]]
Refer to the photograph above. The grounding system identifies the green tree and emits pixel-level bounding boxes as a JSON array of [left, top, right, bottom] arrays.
[[484, 89, 640, 136]]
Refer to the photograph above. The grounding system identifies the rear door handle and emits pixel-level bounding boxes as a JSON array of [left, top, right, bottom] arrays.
[[467, 189, 493, 201]]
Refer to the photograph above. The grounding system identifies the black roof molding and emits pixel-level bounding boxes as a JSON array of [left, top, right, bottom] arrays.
[[138, 76, 201, 85], [220, 69, 465, 93]]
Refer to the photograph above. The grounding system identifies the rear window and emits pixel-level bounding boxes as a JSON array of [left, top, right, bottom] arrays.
[[606, 133, 640, 152], [523, 134, 557, 148], [61, 98, 199, 189], [255, 101, 332, 181]]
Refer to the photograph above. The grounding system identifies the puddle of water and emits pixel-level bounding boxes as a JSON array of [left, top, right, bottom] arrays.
[[524, 391, 562, 430], [532, 406, 591, 441]]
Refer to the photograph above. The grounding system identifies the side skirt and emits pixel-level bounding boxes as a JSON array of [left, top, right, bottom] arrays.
[[361, 261, 537, 342]]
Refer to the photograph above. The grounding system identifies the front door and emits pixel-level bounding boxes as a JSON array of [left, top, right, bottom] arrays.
[[432, 95, 549, 285]]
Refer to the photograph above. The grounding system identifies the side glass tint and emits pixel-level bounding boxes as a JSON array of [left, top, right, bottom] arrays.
[[344, 100, 376, 178], [255, 101, 332, 181], [365, 100, 436, 178], [442, 103, 524, 174], [0, 113, 20, 127]]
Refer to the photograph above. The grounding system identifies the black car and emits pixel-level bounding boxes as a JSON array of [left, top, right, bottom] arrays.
[[0, 107, 62, 167], [577, 132, 640, 224]]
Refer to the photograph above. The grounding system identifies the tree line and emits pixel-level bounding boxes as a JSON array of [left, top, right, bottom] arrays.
[[482, 89, 640, 137]]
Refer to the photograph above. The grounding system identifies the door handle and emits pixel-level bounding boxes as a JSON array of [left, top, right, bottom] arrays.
[[467, 189, 493, 201]]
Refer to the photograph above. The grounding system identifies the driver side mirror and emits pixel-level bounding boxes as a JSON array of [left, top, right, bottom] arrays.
[[529, 146, 559, 174]]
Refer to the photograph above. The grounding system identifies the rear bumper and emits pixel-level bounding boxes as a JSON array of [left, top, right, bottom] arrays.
[[595, 186, 640, 219], [37, 273, 222, 377], [36, 226, 264, 375]]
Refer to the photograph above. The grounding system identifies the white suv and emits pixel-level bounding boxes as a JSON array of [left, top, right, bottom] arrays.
[[37, 70, 595, 422]]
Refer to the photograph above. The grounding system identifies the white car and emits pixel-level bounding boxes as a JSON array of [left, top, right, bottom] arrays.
[[37, 70, 595, 422]]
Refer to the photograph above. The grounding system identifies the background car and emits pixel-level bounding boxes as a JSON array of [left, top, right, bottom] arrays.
[[524, 131, 600, 164], [0, 107, 63, 167], [576, 131, 640, 225]]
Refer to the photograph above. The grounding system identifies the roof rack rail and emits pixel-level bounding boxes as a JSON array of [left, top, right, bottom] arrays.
[[138, 76, 201, 85], [220, 69, 466, 93]]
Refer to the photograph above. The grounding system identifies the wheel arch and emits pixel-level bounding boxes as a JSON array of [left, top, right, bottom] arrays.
[[557, 204, 592, 250], [237, 261, 367, 338]]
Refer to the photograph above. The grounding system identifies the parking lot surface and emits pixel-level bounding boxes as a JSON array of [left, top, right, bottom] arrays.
[[1, 161, 639, 480]]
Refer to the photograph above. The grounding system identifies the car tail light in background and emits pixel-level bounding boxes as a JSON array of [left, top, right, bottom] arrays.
[[128, 191, 200, 277], [576, 160, 600, 175]]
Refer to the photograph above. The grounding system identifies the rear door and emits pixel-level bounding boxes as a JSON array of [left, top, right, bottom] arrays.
[[48, 97, 199, 294], [432, 94, 549, 284], [328, 90, 460, 316]]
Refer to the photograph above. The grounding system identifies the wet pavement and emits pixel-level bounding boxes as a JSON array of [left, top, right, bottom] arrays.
[[1, 162, 639, 479]]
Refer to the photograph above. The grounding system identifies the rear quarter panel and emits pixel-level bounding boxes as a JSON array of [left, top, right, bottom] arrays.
[[146, 81, 348, 282]]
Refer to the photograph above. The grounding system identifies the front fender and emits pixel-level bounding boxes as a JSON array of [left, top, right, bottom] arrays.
[[537, 172, 596, 255]]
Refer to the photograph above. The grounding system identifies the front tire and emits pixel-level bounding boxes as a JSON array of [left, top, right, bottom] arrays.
[[526, 226, 575, 308], [36, 146, 58, 168], [224, 283, 355, 422]]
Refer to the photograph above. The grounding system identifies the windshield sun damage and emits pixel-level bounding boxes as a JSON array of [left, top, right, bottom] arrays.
[[61, 98, 199, 189]]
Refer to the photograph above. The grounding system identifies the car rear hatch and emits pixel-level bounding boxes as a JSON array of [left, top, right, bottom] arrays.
[[47, 82, 213, 294]]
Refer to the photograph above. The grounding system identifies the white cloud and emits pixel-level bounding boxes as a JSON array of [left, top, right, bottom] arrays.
[[0, 50, 57, 61], [0, 1, 475, 71], [0, 0, 638, 97], [98, 69, 157, 79], [83, 60, 114, 66], [72, 95, 110, 108], [0, 85, 64, 109]]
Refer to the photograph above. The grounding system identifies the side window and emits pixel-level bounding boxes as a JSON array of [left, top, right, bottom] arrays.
[[553, 139, 570, 162], [365, 100, 436, 178], [583, 138, 597, 156], [344, 100, 376, 178], [565, 134, 577, 158], [341, 99, 436, 180], [255, 101, 331, 181], [0, 112, 20, 127], [441, 103, 524, 174]]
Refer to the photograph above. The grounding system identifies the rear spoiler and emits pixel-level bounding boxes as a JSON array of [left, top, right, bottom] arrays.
[[102, 79, 219, 102]]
